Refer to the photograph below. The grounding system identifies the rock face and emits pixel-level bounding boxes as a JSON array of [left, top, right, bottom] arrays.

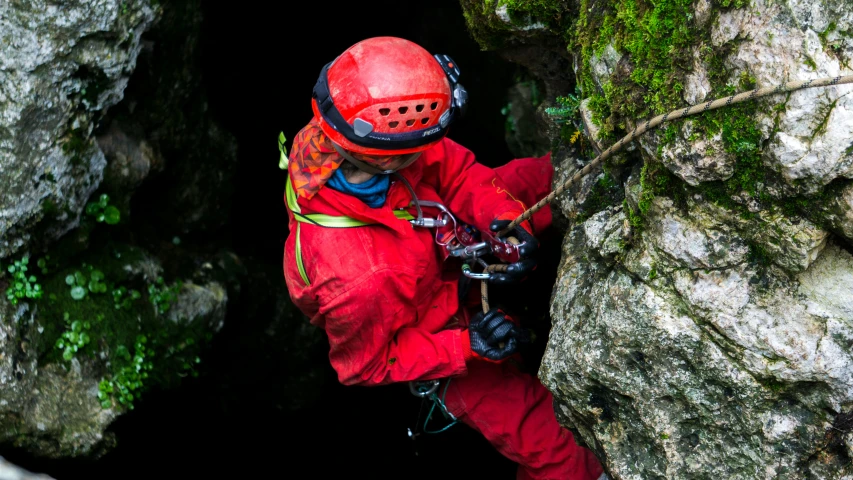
[[0, 0, 242, 459], [0, 246, 228, 458], [543, 202, 853, 478], [0, 0, 158, 257], [654, 0, 853, 194], [0, 457, 54, 480], [462, 0, 853, 478]]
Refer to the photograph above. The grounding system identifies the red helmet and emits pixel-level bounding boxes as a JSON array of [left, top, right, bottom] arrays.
[[311, 36, 468, 156]]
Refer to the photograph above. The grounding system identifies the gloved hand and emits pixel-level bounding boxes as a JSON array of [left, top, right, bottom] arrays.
[[488, 214, 539, 284], [466, 308, 526, 362]]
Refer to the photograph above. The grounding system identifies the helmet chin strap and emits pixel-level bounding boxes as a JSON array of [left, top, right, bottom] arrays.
[[332, 143, 421, 175], [331, 143, 427, 223]]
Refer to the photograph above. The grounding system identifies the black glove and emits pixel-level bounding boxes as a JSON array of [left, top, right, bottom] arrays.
[[468, 308, 523, 362], [488, 219, 539, 284]]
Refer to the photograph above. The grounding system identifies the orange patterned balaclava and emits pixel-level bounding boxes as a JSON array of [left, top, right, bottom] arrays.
[[288, 117, 411, 199], [287, 118, 346, 200]]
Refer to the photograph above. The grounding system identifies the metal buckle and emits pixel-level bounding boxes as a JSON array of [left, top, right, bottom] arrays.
[[409, 380, 440, 398]]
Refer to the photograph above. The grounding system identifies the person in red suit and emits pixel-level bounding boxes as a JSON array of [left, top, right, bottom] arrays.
[[281, 36, 605, 480]]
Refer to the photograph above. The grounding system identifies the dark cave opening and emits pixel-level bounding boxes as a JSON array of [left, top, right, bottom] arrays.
[[0, 1, 566, 479]]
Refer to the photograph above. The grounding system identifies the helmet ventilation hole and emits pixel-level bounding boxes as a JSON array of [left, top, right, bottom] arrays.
[[379, 108, 391, 116], [416, 105, 425, 112], [406, 119, 416, 127], [430, 102, 438, 110], [421, 118, 429, 125], [389, 121, 399, 128], [398, 107, 409, 114]]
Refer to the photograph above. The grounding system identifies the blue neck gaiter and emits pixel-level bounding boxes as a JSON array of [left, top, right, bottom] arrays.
[[325, 167, 390, 208]]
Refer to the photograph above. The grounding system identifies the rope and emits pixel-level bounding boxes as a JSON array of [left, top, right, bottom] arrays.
[[479, 264, 508, 313], [496, 74, 853, 237], [483, 74, 853, 313]]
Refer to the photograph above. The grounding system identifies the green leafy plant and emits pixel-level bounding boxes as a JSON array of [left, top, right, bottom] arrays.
[[36, 255, 52, 275], [112, 286, 142, 310], [4, 256, 43, 305], [148, 277, 183, 315], [65, 265, 107, 300], [54, 312, 92, 361], [98, 335, 154, 410], [85, 193, 121, 225], [545, 87, 582, 124]]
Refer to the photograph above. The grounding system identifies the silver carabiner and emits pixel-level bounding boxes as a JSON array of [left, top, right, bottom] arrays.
[[462, 264, 492, 280], [409, 200, 452, 228], [410, 215, 450, 228], [409, 380, 440, 398]]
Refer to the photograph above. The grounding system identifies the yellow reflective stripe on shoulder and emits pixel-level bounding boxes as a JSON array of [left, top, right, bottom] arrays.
[[285, 174, 414, 287], [278, 132, 289, 170], [285, 174, 302, 214]]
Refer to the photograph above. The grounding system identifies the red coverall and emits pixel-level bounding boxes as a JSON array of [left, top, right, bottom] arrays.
[[283, 131, 603, 480]]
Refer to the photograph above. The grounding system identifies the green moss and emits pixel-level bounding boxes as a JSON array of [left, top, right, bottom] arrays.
[[685, 72, 770, 212], [624, 198, 643, 228], [574, 0, 696, 138], [638, 161, 686, 215], [36, 245, 153, 362], [35, 243, 210, 411], [576, 171, 623, 222], [818, 22, 838, 46], [747, 241, 772, 266], [762, 379, 786, 393], [718, 0, 749, 7], [810, 98, 838, 139]]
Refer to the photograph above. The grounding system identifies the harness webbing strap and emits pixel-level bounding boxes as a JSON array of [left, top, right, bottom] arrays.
[[285, 176, 414, 286]]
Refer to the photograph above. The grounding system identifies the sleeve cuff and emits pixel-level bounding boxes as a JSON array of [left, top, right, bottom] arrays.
[[460, 331, 474, 361]]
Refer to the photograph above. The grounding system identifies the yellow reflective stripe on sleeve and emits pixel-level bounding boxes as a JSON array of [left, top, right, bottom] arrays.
[[295, 223, 310, 286]]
